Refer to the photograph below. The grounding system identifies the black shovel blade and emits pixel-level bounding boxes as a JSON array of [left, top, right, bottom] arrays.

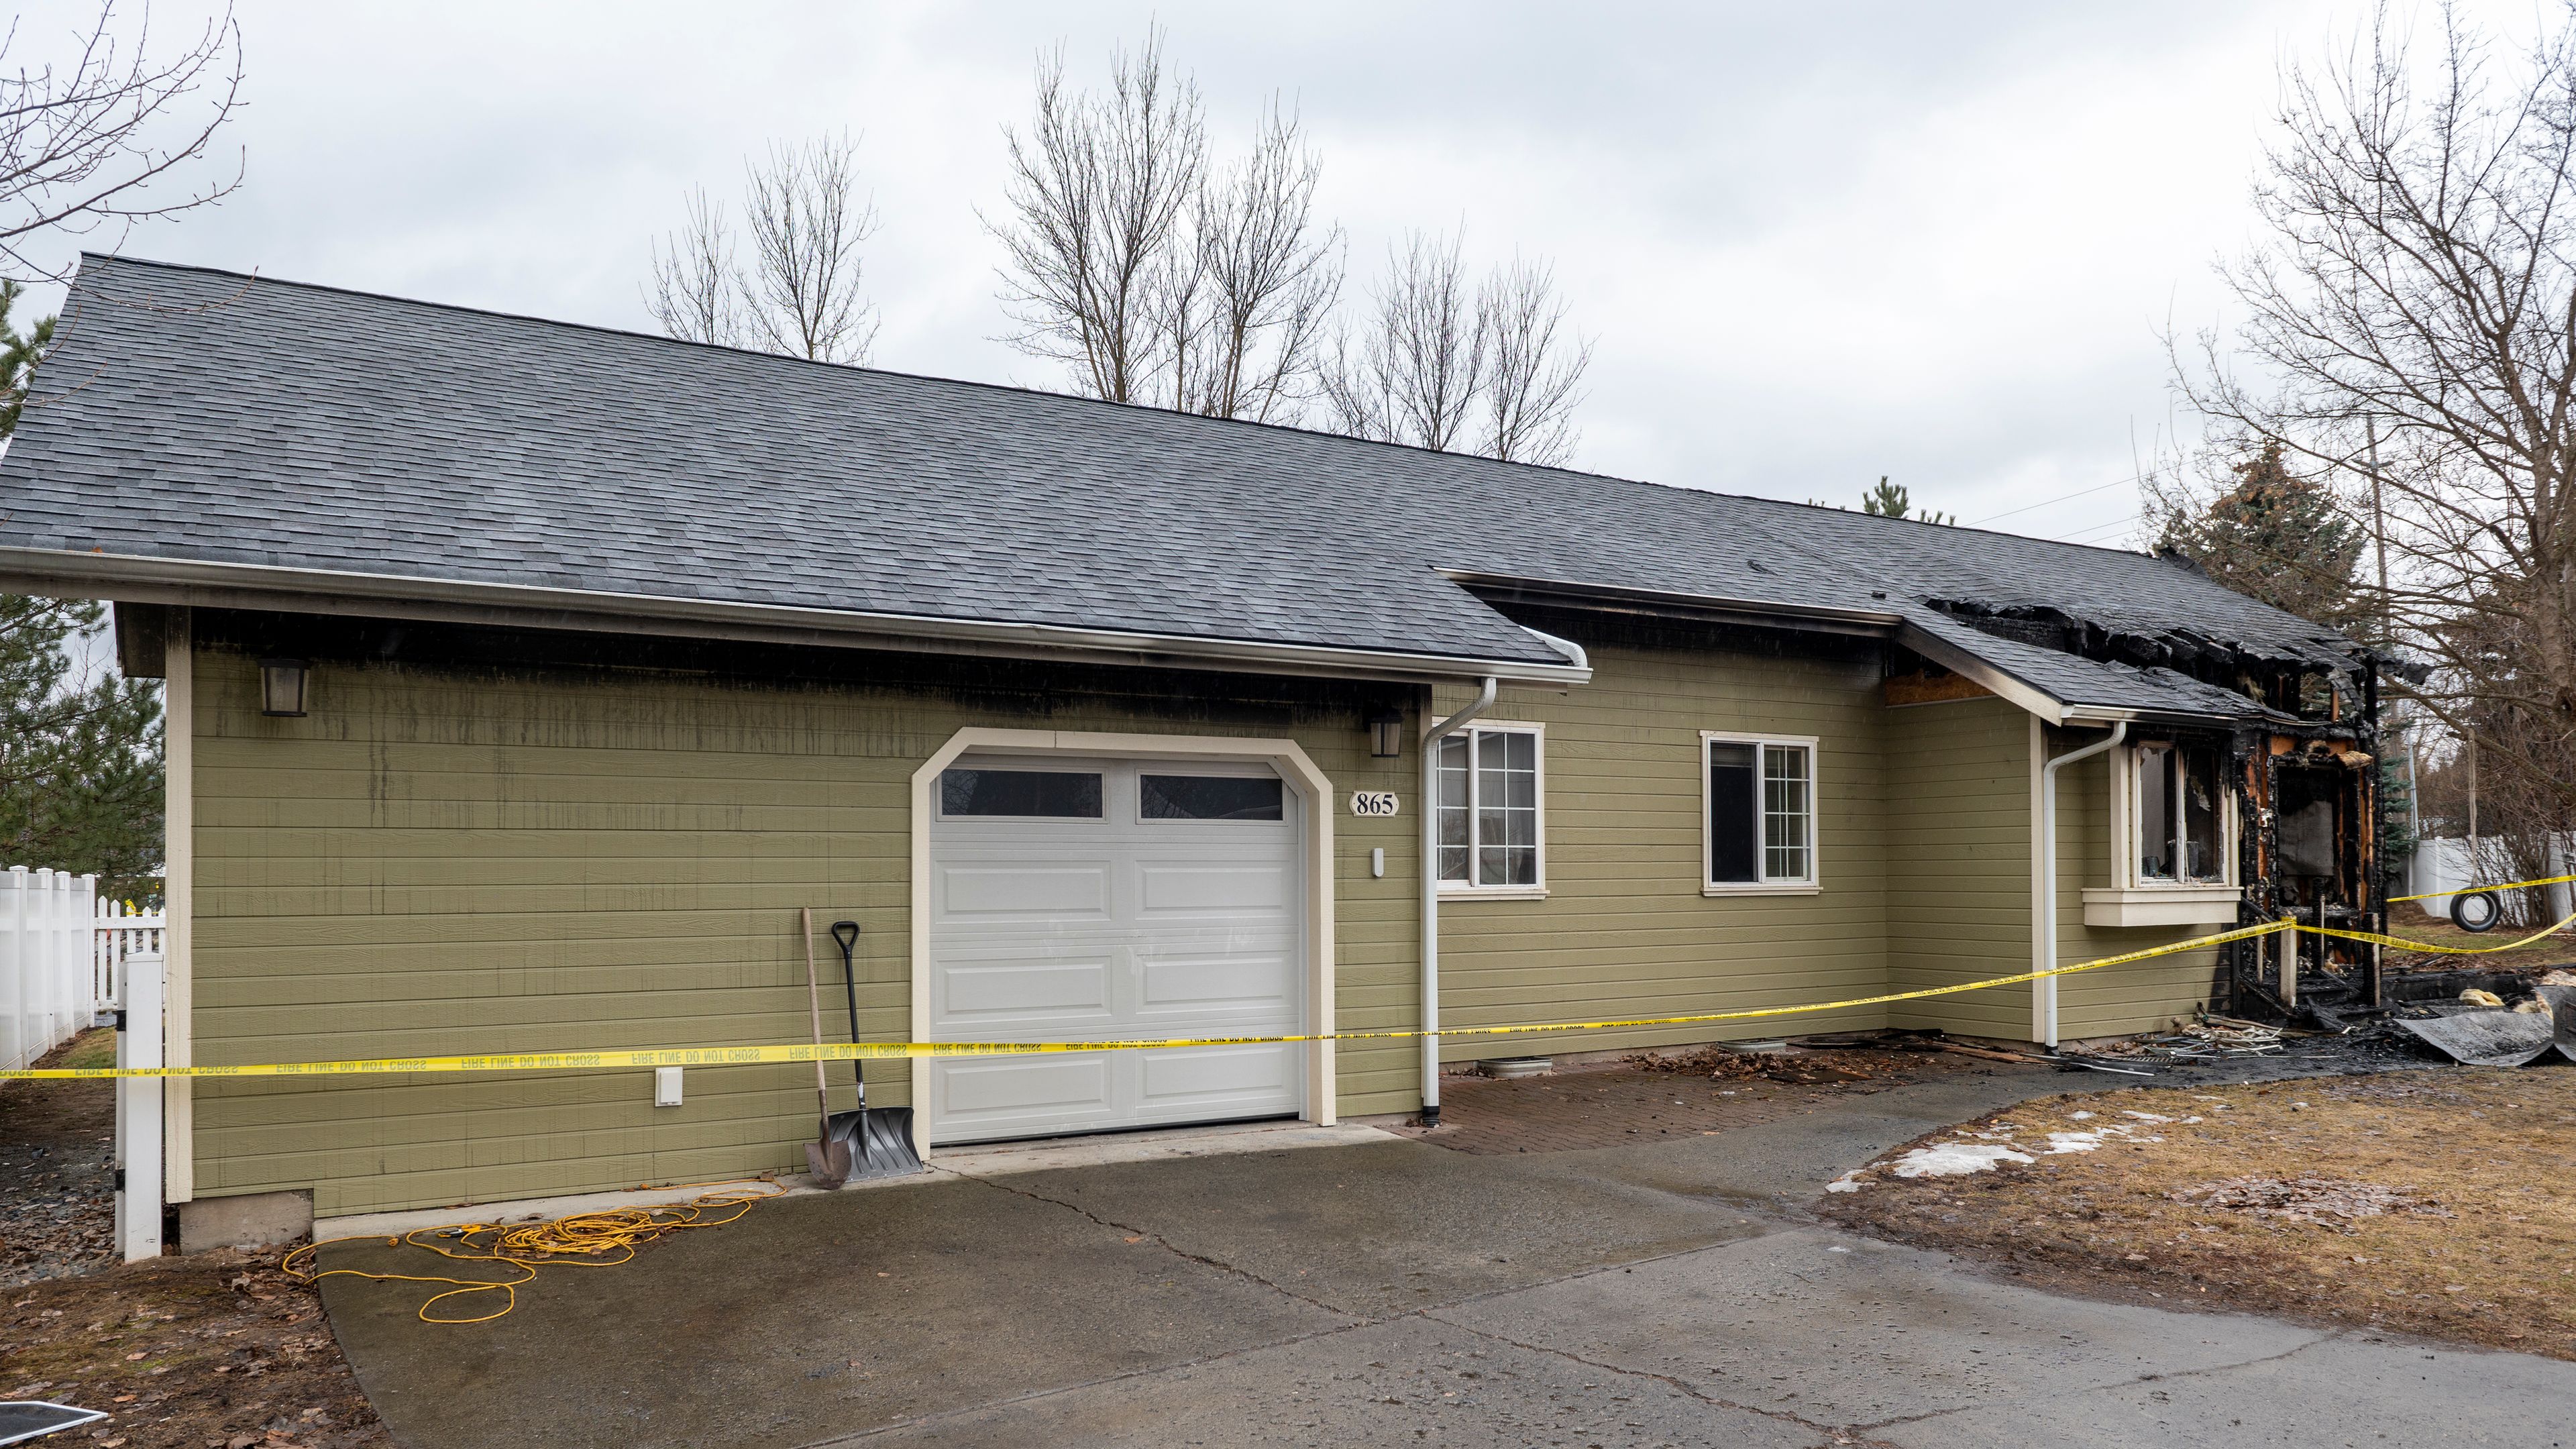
[[824, 1108, 923, 1180]]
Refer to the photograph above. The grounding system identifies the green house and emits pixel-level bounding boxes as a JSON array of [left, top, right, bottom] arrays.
[[0, 257, 2386, 1239]]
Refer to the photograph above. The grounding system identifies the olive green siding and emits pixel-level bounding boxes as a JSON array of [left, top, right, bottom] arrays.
[[186, 616, 2231, 1218], [1428, 637, 1892, 1059], [1884, 697, 2035, 1039], [190, 645, 1415, 1216], [2047, 746, 2225, 1038]]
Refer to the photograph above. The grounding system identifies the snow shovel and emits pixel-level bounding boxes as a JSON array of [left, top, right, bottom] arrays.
[[823, 918, 923, 1179], [801, 908, 853, 1189]]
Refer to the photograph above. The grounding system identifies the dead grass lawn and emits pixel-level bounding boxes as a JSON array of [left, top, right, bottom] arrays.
[[2382, 914, 2576, 974], [1821, 1067, 2576, 1358]]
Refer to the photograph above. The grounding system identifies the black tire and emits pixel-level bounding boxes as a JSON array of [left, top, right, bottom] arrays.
[[2451, 890, 2502, 933]]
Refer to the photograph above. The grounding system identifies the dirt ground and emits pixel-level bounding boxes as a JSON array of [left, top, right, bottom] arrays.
[[1389, 1042, 2026, 1155], [1, 1032, 387, 1448], [3, 1028, 117, 1287], [1820, 1063, 2576, 1360]]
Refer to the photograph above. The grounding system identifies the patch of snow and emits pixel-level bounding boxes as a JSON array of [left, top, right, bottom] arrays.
[[1825, 1173, 1866, 1193], [1886, 1142, 2035, 1178], [2121, 1110, 2174, 1123], [2068, 1110, 2095, 1120]]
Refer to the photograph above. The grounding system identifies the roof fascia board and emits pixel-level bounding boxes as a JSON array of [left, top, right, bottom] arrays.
[[0, 547, 1591, 688], [1892, 621, 2070, 722], [1440, 570, 1905, 639]]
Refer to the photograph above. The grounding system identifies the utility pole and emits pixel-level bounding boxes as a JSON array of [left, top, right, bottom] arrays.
[[2366, 419, 2392, 641]]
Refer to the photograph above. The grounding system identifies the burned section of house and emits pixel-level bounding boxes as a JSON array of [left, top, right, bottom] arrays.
[[1924, 587, 2394, 1021], [0, 255, 2392, 1227]]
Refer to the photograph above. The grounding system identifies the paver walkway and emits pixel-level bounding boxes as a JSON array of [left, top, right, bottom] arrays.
[[317, 1066, 2575, 1448]]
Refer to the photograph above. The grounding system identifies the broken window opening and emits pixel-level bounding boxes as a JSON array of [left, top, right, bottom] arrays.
[[2135, 742, 2226, 883]]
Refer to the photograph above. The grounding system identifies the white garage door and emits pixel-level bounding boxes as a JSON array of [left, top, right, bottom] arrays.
[[925, 755, 1305, 1144]]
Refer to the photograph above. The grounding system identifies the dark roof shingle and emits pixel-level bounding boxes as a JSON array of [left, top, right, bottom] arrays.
[[0, 256, 2361, 714]]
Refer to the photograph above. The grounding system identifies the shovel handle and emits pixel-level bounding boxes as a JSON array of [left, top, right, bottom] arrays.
[[833, 920, 865, 1099], [801, 908, 830, 1122]]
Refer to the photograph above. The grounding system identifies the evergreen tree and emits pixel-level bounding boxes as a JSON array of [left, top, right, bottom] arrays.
[[0, 286, 165, 902], [2155, 441, 2366, 633], [0, 281, 53, 436], [1860, 476, 1952, 525]]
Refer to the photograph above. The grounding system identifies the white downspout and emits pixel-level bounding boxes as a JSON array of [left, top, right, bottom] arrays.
[[1419, 676, 1497, 1127], [2038, 720, 2125, 1050]]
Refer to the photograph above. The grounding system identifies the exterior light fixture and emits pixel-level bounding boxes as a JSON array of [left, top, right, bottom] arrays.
[[1366, 704, 1405, 759], [258, 658, 310, 718]]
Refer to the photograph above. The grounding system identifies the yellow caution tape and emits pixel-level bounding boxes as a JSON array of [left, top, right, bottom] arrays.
[[2390, 871, 2576, 904], [2292, 908, 2576, 956], [1, 920, 2295, 1081]]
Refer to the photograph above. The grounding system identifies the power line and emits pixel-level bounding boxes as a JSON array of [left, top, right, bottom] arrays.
[[2049, 511, 2143, 545], [1968, 472, 2145, 527]]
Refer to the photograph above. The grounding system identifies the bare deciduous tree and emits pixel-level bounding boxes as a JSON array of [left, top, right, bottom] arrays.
[[1171, 102, 1341, 423], [2174, 1, 2576, 826], [645, 186, 741, 347], [987, 31, 1340, 422], [1321, 231, 1593, 464], [0, 1, 246, 283], [1321, 230, 1485, 450], [1477, 255, 1591, 466], [644, 134, 879, 364], [989, 32, 1204, 404], [739, 133, 879, 364]]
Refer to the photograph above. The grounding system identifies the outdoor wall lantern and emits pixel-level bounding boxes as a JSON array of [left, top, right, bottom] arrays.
[[258, 657, 311, 718], [1366, 703, 1405, 759]]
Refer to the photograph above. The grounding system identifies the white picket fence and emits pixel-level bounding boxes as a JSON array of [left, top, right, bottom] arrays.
[[3, 866, 166, 1071], [94, 896, 166, 1024]]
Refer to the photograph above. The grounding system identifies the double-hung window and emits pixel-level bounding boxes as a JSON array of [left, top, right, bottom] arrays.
[[1435, 723, 1544, 892], [1703, 733, 1819, 892]]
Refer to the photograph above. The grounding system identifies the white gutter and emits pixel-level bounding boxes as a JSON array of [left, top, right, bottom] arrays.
[[1418, 675, 1497, 1126], [2037, 720, 2126, 1049], [0, 546, 1591, 689], [1517, 625, 1589, 672]]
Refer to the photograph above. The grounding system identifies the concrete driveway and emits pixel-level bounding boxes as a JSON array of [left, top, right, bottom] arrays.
[[317, 1071, 2575, 1448]]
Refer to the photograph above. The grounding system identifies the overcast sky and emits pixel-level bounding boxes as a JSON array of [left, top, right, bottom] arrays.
[[13, 0, 2520, 547]]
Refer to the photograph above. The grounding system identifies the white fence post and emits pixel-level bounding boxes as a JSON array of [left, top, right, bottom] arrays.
[[32, 867, 54, 1061], [3, 865, 23, 1071], [115, 948, 165, 1262]]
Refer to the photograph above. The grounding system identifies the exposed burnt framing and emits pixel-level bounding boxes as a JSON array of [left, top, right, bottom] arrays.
[[2220, 661, 2385, 1022], [1921, 597, 2386, 1023]]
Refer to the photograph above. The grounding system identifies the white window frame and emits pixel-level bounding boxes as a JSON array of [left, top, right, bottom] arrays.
[[1701, 731, 1822, 896], [1434, 720, 1548, 900], [2110, 739, 2238, 889]]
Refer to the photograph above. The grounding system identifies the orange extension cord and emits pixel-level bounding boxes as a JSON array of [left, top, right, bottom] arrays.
[[280, 1177, 787, 1325]]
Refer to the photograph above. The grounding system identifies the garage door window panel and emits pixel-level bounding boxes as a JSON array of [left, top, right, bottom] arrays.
[[939, 767, 1103, 818], [1140, 773, 1285, 821], [1436, 723, 1545, 893]]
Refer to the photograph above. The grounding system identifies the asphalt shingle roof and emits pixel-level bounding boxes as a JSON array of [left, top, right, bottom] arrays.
[[0, 256, 2361, 716]]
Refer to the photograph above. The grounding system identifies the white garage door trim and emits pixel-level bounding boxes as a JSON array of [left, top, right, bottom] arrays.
[[908, 728, 1338, 1159]]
